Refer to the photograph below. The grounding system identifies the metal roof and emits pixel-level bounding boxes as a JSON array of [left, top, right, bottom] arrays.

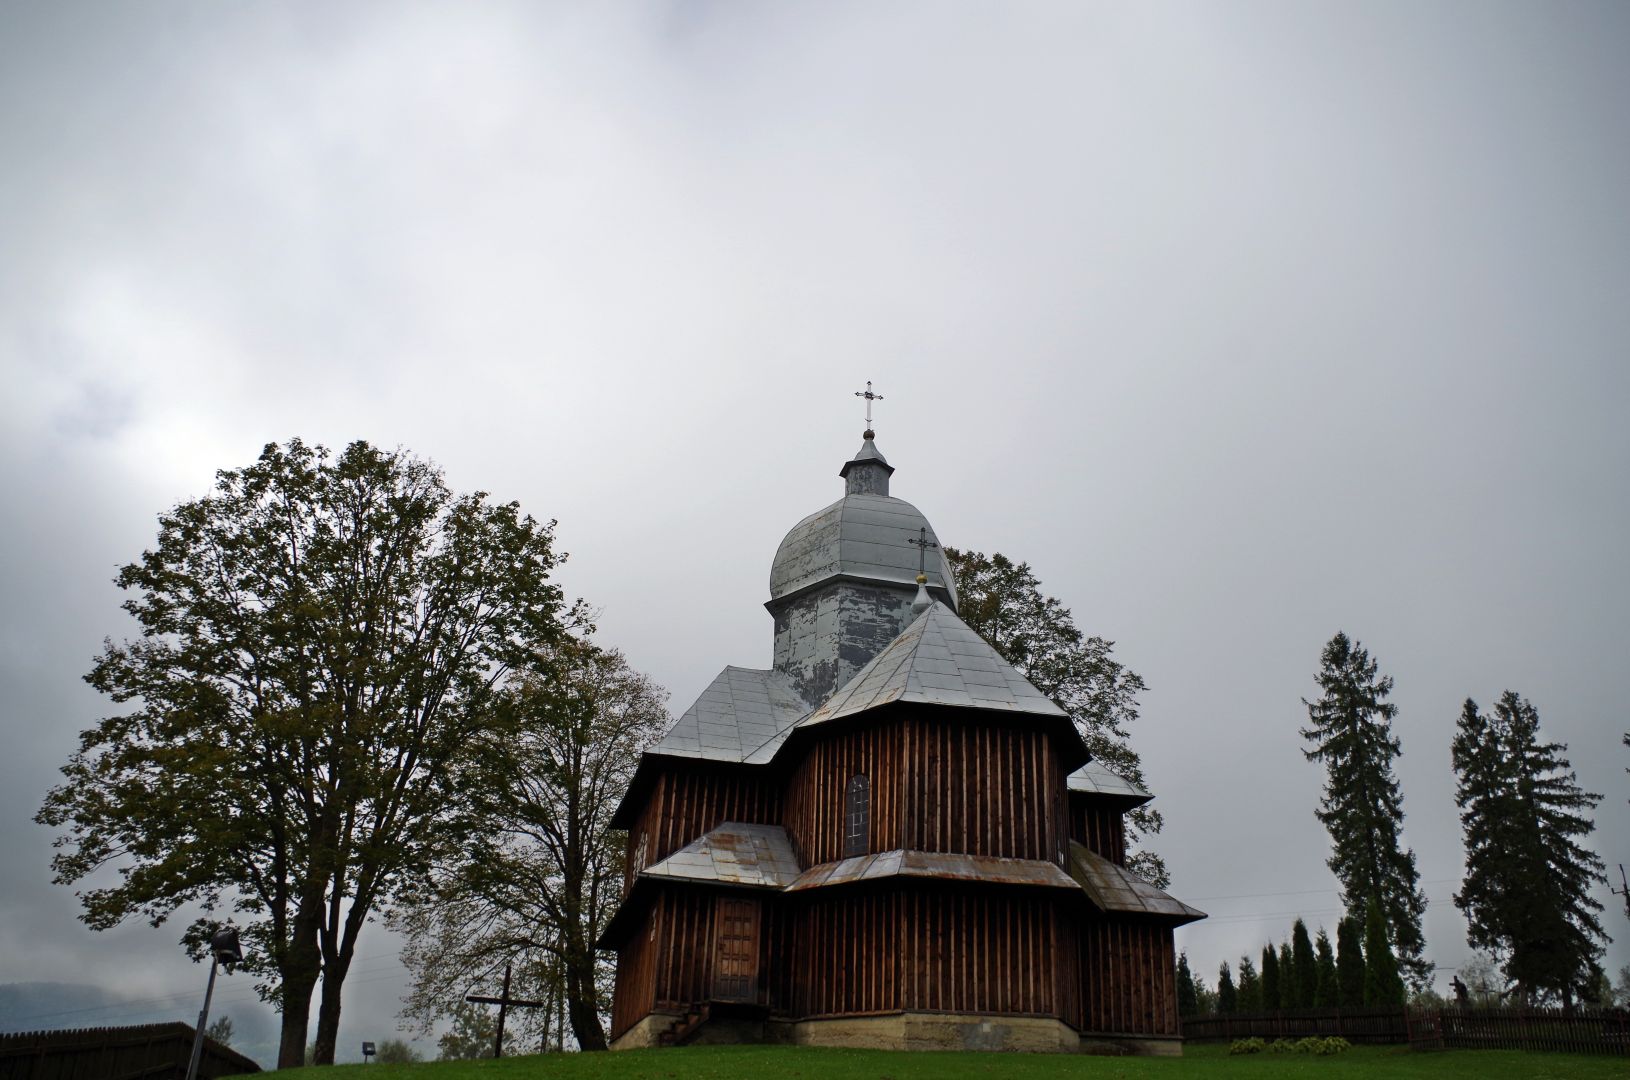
[[1067, 760, 1153, 806], [640, 823, 802, 890], [797, 601, 1068, 730], [647, 666, 807, 763], [768, 492, 959, 609], [1067, 842, 1206, 924], [786, 850, 1079, 892]]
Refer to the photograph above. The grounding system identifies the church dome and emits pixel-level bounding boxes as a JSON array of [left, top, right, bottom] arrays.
[[767, 435, 959, 610]]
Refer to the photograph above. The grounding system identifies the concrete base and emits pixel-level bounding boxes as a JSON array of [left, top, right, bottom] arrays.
[[608, 1010, 681, 1051], [613, 1008, 1184, 1056]]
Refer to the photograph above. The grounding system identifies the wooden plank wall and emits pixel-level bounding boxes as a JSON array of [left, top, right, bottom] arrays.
[[789, 886, 1061, 1019], [786, 713, 1068, 866], [1069, 800, 1127, 865], [1076, 916, 1178, 1036], [625, 767, 783, 890], [610, 902, 660, 1038]]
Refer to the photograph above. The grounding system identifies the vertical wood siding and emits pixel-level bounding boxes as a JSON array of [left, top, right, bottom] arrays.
[[1076, 916, 1178, 1036], [610, 900, 660, 1038], [1069, 800, 1128, 865], [624, 767, 784, 891], [786, 712, 1068, 866]]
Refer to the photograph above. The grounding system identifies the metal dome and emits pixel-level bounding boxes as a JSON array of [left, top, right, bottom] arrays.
[[767, 483, 958, 610]]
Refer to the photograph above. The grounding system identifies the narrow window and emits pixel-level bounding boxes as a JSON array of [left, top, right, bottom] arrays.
[[844, 774, 870, 858]]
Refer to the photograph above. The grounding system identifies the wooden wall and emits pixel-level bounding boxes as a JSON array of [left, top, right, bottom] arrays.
[[624, 766, 783, 891], [1069, 800, 1127, 865], [1075, 916, 1178, 1036], [785, 712, 1069, 866]]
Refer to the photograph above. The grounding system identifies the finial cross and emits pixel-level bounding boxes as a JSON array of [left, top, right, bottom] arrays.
[[907, 526, 938, 576], [854, 380, 883, 432]]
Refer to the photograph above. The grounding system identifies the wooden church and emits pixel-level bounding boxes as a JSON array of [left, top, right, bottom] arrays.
[[598, 425, 1204, 1054]]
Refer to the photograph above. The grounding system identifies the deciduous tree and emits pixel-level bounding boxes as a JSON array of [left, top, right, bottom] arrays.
[[36, 439, 579, 1067], [396, 640, 668, 1051], [945, 550, 1164, 885], [1452, 693, 1607, 1006], [1301, 632, 1429, 988]]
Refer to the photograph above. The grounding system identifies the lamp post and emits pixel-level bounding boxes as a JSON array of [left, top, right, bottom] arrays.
[[185, 928, 244, 1080]]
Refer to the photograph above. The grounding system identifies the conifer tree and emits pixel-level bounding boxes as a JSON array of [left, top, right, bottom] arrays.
[[1279, 942, 1297, 1009], [1261, 945, 1280, 1012], [1176, 952, 1198, 1017], [1362, 898, 1405, 1006], [1301, 632, 1430, 988], [1292, 918, 1317, 1008], [1314, 928, 1339, 1007], [1336, 914, 1365, 1007], [1237, 955, 1261, 1014], [1452, 693, 1608, 1005], [1218, 961, 1238, 1014]]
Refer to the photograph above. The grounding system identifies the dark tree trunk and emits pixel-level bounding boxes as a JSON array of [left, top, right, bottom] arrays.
[[277, 905, 323, 1069], [566, 947, 607, 1050]]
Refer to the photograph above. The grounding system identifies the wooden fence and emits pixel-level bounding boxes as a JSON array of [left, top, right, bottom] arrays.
[[0, 1021, 261, 1080], [1180, 1006, 1408, 1044], [1408, 1006, 1629, 1056]]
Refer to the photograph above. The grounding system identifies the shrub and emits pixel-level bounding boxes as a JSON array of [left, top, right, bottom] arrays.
[[1315, 1036, 1352, 1055], [1268, 1038, 1297, 1053], [1228, 1037, 1267, 1055]]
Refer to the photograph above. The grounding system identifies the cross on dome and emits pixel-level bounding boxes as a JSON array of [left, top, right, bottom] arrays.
[[853, 380, 883, 437]]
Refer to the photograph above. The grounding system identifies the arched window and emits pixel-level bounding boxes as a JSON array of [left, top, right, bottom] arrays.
[[843, 774, 870, 858]]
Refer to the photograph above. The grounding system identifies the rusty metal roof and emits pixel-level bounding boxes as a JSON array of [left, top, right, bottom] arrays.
[[786, 850, 1078, 892], [1067, 842, 1206, 924], [797, 601, 1068, 730], [640, 823, 802, 889], [1067, 761, 1153, 806]]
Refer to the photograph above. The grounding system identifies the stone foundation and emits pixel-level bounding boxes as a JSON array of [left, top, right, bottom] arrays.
[[615, 1009, 1181, 1055]]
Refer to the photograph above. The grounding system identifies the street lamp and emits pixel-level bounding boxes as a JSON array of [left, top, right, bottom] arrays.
[[185, 929, 244, 1080]]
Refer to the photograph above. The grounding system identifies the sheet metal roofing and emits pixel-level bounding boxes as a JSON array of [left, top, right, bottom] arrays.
[[768, 491, 958, 608], [640, 823, 801, 890], [647, 666, 806, 762], [786, 850, 1079, 892], [798, 601, 1068, 730], [1067, 761, 1153, 806], [1068, 842, 1206, 924]]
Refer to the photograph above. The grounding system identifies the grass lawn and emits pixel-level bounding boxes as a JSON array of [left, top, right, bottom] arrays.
[[273, 1042, 1625, 1079]]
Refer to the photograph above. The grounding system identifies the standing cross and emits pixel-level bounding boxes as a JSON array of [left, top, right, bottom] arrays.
[[854, 381, 883, 433], [907, 526, 938, 578], [465, 962, 549, 1058]]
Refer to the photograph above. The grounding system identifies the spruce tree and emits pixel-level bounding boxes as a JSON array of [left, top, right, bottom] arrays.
[[1362, 898, 1405, 1006], [1262, 945, 1280, 1012], [1314, 928, 1339, 1007], [1336, 914, 1365, 1007], [1301, 632, 1430, 988], [1237, 956, 1261, 1014], [1176, 952, 1198, 1017], [1292, 918, 1317, 1008], [1452, 693, 1608, 1005]]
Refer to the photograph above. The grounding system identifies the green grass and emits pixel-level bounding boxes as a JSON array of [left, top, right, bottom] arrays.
[[274, 1042, 1625, 1080]]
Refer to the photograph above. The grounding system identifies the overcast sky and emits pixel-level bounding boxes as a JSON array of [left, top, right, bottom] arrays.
[[2, 0, 1627, 1063]]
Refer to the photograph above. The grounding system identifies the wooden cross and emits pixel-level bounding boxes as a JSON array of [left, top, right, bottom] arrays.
[[907, 526, 937, 577], [465, 963, 548, 1058], [854, 380, 883, 433]]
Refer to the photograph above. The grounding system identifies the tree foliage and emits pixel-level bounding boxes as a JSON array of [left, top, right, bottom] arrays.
[[1291, 919, 1317, 1009], [1452, 692, 1607, 1006], [1278, 942, 1295, 1010], [1217, 961, 1237, 1015], [1236, 955, 1260, 1014], [36, 439, 580, 1067], [1313, 928, 1338, 1008], [396, 639, 668, 1051], [1300, 632, 1429, 989], [944, 549, 1164, 885], [375, 1039, 422, 1064], [1261, 944, 1280, 1012], [1336, 914, 1365, 1008], [1176, 952, 1198, 1017], [1362, 898, 1406, 1006], [435, 1000, 496, 1061]]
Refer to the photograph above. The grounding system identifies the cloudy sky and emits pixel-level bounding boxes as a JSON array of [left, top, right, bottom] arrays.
[[2, 0, 1627, 1062]]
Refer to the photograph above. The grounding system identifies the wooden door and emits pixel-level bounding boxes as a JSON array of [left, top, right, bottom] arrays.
[[712, 898, 760, 1002]]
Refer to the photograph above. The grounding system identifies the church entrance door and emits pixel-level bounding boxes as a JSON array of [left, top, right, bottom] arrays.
[[711, 898, 760, 1003]]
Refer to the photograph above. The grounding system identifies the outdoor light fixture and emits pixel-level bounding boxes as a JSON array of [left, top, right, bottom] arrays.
[[185, 928, 246, 1080], [362, 1041, 377, 1063]]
